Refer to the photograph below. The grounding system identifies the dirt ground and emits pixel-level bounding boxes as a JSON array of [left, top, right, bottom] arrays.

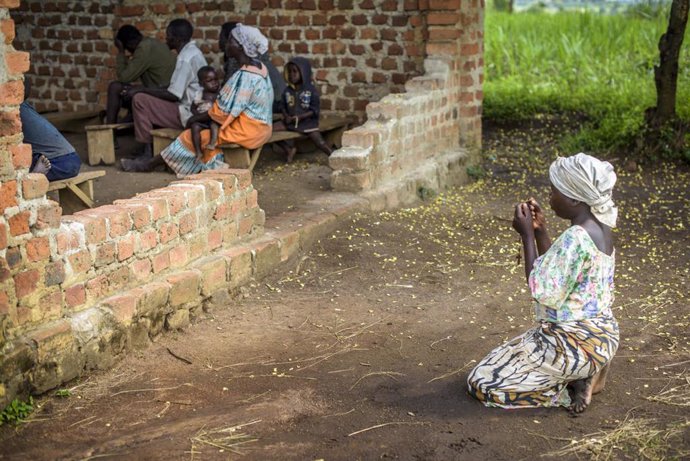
[[1, 119, 689, 460]]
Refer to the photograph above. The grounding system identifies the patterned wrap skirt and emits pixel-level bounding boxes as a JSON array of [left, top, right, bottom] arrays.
[[467, 316, 619, 408]]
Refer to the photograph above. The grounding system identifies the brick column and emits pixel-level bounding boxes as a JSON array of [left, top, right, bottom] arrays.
[[1, 1, 61, 402]]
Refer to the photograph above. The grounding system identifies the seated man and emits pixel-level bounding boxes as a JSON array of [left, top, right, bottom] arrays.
[[122, 18, 207, 164], [20, 99, 81, 181], [105, 25, 176, 124]]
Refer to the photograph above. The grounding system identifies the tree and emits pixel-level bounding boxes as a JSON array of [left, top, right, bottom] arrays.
[[642, 0, 689, 158]]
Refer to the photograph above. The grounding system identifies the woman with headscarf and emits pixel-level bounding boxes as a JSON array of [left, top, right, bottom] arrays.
[[467, 153, 620, 414], [123, 24, 273, 175]]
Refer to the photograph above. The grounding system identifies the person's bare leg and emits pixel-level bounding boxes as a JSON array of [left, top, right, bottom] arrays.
[[205, 122, 219, 150], [106, 81, 125, 124], [308, 131, 333, 156], [592, 363, 610, 394], [568, 364, 610, 414], [191, 123, 204, 158]]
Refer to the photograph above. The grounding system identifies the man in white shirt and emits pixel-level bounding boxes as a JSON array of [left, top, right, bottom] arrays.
[[126, 18, 207, 160]]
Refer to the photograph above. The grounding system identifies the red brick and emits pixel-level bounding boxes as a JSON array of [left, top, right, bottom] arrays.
[[68, 249, 92, 274], [169, 245, 188, 268], [10, 143, 31, 169], [44, 261, 65, 286], [70, 214, 107, 244], [138, 229, 158, 253], [429, 0, 460, 8], [8, 211, 29, 236], [86, 275, 109, 299], [26, 237, 50, 262], [35, 202, 62, 230], [5, 51, 30, 76], [95, 241, 116, 267], [0, 80, 24, 105], [109, 266, 130, 291], [0, 1, 19, 9], [208, 227, 222, 249], [65, 283, 86, 308], [0, 109, 21, 137], [166, 271, 200, 306], [178, 211, 197, 235], [427, 12, 460, 24], [131, 258, 152, 281], [152, 250, 170, 273], [117, 234, 135, 261], [0, 288, 10, 315], [0, 222, 6, 250], [0, 180, 17, 212], [159, 222, 179, 244], [14, 269, 39, 299], [103, 293, 138, 325], [1, 19, 15, 44], [117, 5, 145, 16], [22, 173, 49, 199]]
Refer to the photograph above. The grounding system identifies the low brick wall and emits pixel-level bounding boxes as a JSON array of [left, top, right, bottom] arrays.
[[1, 169, 266, 402]]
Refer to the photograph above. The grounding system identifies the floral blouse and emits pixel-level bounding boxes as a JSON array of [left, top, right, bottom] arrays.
[[529, 226, 615, 323]]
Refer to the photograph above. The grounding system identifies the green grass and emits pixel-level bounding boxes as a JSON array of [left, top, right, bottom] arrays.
[[484, 7, 690, 156]]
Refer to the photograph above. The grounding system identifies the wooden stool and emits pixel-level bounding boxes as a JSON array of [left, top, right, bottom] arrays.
[[85, 123, 133, 166], [47, 170, 106, 215]]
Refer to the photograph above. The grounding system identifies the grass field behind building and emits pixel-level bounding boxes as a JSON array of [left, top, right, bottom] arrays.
[[484, 6, 690, 157]]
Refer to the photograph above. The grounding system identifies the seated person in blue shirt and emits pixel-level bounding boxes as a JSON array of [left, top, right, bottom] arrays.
[[20, 81, 81, 181]]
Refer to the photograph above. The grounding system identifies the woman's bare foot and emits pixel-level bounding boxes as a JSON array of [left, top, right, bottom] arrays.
[[286, 147, 297, 163], [31, 155, 51, 175], [205, 142, 217, 150], [568, 377, 594, 413]]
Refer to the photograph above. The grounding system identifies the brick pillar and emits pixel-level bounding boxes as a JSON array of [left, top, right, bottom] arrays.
[[0, 2, 63, 402], [426, 0, 484, 154]]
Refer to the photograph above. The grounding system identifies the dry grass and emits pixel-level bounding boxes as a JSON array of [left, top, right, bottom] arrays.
[[189, 420, 261, 459], [543, 417, 690, 461], [646, 371, 690, 408]]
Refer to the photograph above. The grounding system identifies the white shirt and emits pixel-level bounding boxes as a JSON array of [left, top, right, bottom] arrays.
[[167, 41, 207, 126]]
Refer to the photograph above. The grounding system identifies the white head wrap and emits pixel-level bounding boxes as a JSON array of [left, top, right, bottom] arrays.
[[549, 153, 618, 228], [230, 24, 268, 58]]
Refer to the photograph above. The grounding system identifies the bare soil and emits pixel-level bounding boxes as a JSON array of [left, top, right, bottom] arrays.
[[1, 119, 688, 460]]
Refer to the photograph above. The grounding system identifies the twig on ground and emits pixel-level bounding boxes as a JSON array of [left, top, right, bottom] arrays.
[[429, 335, 453, 349], [236, 390, 271, 404], [166, 347, 193, 365], [347, 421, 428, 437], [111, 383, 192, 397], [320, 265, 358, 279], [427, 360, 477, 384], [322, 408, 355, 418], [350, 372, 405, 390]]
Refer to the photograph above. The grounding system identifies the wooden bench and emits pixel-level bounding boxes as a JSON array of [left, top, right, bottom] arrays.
[[47, 170, 105, 215], [149, 115, 354, 171], [85, 122, 134, 166], [42, 109, 102, 133]]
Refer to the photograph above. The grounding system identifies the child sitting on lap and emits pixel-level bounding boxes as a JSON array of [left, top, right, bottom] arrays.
[[274, 57, 332, 163], [190, 66, 221, 158]]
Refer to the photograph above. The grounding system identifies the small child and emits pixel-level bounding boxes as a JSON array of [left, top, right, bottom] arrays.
[[190, 66, 221, 158], [275, 57, 332, 162]]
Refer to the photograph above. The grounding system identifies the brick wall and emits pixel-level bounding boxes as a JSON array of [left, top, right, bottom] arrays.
[[329, 0, 484, 196], [0, 0, 484, 405], [12, 0, 428, 116]]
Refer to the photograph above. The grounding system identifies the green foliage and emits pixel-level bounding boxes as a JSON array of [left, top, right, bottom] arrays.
[[466, 164, 487, 180], [484, 8, 690, 158], [0, 397, 34, 426], [54, 389, 72, 398]]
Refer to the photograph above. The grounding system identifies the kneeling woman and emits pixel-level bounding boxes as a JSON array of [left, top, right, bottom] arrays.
[[122, 24, 273, 176], [467, 153, 620, 413]]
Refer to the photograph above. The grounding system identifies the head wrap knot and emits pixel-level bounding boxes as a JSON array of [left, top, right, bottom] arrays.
[[549, 152, 618, 228], [230, 24, 268, 58]]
